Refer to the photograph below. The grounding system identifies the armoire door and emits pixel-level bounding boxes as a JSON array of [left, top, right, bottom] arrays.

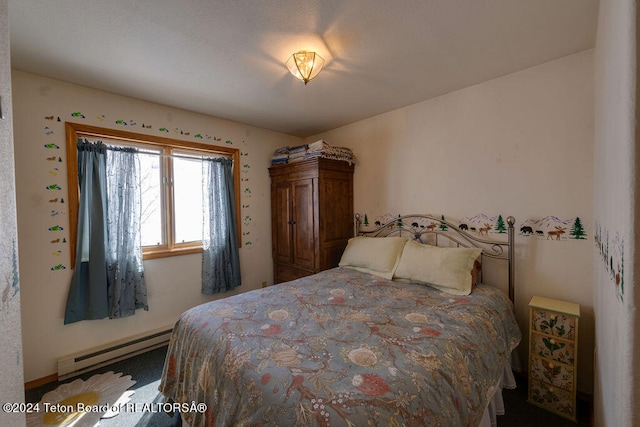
[[273, 181, 293, 264], [291, 178, 315, 270]]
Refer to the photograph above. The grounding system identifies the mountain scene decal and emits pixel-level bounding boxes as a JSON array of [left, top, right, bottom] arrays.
[[361, 213, 588, 241], [518, 216, 587, 240]]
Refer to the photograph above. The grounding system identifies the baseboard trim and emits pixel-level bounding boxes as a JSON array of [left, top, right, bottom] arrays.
[[24, 373, 58, 391]]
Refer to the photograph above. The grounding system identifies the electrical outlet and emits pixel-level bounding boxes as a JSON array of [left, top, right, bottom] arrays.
[[261, 281, 267, 288]]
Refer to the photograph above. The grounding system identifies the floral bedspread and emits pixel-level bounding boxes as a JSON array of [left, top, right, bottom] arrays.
[[159, 267, 521, 427]]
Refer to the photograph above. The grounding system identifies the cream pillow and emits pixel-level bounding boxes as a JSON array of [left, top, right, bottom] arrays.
[[339, 236, 408, 279], [394, 240, 482, 295]]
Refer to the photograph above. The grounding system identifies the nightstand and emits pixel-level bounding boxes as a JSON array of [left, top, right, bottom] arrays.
[[528, 296, 580, 421]]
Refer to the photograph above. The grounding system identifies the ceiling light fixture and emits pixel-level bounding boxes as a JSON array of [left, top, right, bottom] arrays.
[[286, 51, 325, 85]]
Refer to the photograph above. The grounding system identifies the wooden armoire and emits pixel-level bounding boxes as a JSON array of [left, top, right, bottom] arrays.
[[269, 158, 354, 283]]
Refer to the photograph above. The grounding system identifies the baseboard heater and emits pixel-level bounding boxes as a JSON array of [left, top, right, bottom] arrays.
[[57, 326, 173, 380]]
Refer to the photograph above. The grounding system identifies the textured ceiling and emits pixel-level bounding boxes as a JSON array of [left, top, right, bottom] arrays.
[[8, 0, 599, 137]]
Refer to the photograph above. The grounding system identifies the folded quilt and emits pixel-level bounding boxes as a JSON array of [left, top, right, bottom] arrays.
[[271, 141, 356, 165]]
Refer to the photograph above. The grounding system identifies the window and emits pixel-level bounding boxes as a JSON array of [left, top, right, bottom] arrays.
[[65, 122, 241, 266]]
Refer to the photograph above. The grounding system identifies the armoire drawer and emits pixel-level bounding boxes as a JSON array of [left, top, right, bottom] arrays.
[[274, 263, 313, 283]]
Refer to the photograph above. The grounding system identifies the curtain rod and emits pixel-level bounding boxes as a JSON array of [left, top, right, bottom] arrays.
[[81, 139, 232, 161], [142, 151, 231, 162]]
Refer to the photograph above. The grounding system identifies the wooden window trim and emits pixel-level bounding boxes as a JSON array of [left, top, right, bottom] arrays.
[[65, 122, 242, 268]]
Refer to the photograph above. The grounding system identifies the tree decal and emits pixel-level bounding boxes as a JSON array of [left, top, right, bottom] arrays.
[[12, 240, 19, 295], [396, 215, 404, 229], [494, 215, 506, 234], [570, 217, 587, 240], [619, 241, 624, 298], [439, 215, 448, 231], [363, 214, 369, 227]]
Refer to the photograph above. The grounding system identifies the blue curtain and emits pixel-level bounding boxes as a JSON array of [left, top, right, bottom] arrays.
[[202, 157, 241, 294], [64, 140, 148, 324], [64, 142, 109, 324], [105, 146, 148, 317]]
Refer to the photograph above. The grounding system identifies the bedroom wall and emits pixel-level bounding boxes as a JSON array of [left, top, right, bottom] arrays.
[[11, 70, 301, 382], [0, 0, 26, 425], [592, 0, 639, 425], [308, 51, 595, 394]]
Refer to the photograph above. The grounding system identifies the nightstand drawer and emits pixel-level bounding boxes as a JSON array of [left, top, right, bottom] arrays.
[[530, 332, 575, 364], [531, 308, 577, 340], [528, 296, 579, 422], [529, 379, 576, 419], [529, 356, 574, 391]]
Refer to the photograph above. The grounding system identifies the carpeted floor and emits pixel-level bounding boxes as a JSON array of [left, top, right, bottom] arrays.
[[25, 346, 591, 426], [499, 376, 592, 427], [25, 346, 179, 426]]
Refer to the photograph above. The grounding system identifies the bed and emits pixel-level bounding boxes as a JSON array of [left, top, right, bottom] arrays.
[[159, 214, 522, 426]]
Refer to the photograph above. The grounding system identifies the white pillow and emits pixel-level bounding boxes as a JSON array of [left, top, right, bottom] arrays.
[[339, 236, 408, 279], [394, 240, 482, 295]]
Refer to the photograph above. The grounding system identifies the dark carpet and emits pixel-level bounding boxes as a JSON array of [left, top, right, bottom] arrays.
[[25, 345, 179, 426], [499, 376, 592, 427], [26, 346, 591, 426]]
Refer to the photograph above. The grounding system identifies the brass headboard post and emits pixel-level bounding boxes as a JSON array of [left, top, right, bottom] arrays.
[[506, 216, 515, 304]]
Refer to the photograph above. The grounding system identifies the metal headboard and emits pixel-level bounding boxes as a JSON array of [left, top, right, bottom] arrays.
[[355, 214, 516, 303]]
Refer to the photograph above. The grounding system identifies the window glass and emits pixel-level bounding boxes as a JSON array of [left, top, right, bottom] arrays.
[[173, 155, 204, 244], [138, 149, 163, 247], [65, 123, 240, 263]]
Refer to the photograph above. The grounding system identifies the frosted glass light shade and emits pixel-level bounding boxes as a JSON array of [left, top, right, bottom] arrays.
[[286, 51, 325, 85]]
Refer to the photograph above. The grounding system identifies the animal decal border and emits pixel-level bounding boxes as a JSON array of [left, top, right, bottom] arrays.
[[594, 221, 624, 301], [362, 213, 588, 242], [40, 109, 256, 271]]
